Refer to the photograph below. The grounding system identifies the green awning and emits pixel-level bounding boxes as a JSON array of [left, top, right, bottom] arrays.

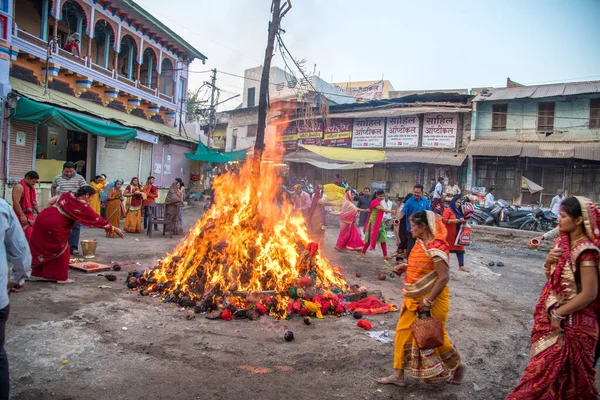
[[185, 140, 249, 162], [10, 96, 137, 140]]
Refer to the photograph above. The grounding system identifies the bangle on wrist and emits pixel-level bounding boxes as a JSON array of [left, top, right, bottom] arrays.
[[550, 308, 565, 321], [423, 297, 434, 307]]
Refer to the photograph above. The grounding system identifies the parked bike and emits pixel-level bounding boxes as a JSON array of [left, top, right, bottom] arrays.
[[519, 203, 558, 232]]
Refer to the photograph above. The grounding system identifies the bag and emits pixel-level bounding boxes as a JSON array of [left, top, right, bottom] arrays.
[[411, 311, 444, 350], [455, 223, 471, 246]]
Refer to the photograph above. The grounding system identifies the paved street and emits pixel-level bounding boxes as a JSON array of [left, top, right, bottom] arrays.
[[6, 203, 597, 400]]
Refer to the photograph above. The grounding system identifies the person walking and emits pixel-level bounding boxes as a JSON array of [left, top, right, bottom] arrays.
[[354, 187, 371, 235], [507, 196, 600, 399], [397, 184, 430, 257], [550, 188, 565, 216], [51, 162, 86, 255], [0, 198, 32, 400], [335, 190, 368, 252], [11, 171, 40, 240], [361, 189, 395, 259], [431, 177, 445, 214], [393, 193, 412, 257], [292, 184, 311, 220], [442, 196, 469, 272], [377, 210, 464, 387]]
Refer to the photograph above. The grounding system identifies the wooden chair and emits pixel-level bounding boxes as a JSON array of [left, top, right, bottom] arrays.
[[147, 203, 171, 238]]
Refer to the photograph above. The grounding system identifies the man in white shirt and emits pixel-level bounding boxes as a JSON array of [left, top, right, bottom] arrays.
[[431, 177, 445, 214], [484, 187, 496, 209], [550, 189, 565, 216], [382, 193, 394, 233], [447, 182, 461, 197]]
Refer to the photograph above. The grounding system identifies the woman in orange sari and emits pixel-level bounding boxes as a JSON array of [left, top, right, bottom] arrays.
[[377, 210, 464, 387], [105, 179, 124, 238], [123, 177, 144, 233], [506, 196, 600, 399]]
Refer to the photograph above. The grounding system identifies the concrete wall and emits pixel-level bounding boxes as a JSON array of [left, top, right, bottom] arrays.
[[473, 95, 600, 140], [151, 138, 195, 189]]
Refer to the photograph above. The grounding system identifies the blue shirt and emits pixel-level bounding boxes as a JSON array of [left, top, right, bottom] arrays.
[[402, 196, 430, 231], [0, 198, 32, 309]]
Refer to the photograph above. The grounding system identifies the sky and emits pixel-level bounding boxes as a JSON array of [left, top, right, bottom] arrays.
[[137, 0, 600, 109]]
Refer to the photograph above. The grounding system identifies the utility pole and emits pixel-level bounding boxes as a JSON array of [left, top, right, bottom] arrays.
[[208, 68, 217, 147], [252, 0, 291, 173]]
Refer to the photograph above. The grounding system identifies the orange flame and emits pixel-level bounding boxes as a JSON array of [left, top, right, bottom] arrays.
[[148, 155, 347, 317]]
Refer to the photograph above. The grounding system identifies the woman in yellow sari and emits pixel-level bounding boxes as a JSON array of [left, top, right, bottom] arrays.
[[105, 180, 124, 238], [123, 177, 144, 233], [89, 175, 105, 215], [377, 210, 464, 387]]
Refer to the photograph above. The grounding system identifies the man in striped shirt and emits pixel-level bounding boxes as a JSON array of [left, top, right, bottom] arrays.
[[51, 161, 87, 255]]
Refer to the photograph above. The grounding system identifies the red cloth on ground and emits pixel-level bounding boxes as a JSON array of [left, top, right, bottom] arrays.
[[357, 320, 372, 331], [346, 295, 397, 315], [30, 193, 112, 281]]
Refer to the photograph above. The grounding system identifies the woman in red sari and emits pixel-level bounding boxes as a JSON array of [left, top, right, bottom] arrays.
[[124, 177, 144, 233], [506, 196, 600, 399], [30, 186, 124, 283], [335, 190, 368, 251], [361, 189, 395, 258]]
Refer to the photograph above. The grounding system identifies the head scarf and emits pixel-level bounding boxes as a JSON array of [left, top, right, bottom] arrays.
[[101, 181, 116, 202], [421, 210, 450, 263], [550, 196, 600, 295], [340, 190, 358, 223], [129, 177, 141, 190], [448, 195, 463, 219], [165, 181, 182, 205]]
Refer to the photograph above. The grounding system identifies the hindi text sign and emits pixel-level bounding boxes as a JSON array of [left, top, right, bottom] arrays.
[[323, 119, 353, 147], [422, 113, 458, 148], [352, 118, 385, 148], [385, 115, 419, 147]]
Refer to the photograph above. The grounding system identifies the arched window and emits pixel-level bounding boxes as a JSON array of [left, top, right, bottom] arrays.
[[118, 35, 138, 81], [141, 48, 158, 89], [92, 20, 115, 69], [160, 58, 174, 96], [15, 0, 53, 41]]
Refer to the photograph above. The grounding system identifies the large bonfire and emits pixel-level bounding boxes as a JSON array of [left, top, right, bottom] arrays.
[[141, 157, 349, 319]]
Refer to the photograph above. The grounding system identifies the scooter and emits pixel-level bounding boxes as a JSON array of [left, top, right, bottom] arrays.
[[490, 199, 533, 229], [519, 203, 558, 232]]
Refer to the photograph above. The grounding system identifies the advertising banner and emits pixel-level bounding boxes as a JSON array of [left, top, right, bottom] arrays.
[[323, 118, 353, 147], [385, 115, 419, 147], [351, 117, 385, 148], [422, 113, 458, 148]]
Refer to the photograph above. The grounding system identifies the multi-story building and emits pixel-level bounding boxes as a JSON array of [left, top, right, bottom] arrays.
[[0, 0, 207, 200], [467, 79, 600, 204]]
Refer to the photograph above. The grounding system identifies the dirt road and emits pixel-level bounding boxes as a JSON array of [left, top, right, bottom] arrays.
[[6, 204, 598, 399]]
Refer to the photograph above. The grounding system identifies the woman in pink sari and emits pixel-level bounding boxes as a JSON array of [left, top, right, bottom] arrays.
[[335, 190, 368, 251], [361, 189, 395, 258]]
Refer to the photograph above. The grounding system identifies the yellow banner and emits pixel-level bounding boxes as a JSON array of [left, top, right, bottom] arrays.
[[298, 131, 322, 139]]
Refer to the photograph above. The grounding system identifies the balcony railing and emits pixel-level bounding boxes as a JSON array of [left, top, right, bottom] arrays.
[[13, 28, 177, 109]]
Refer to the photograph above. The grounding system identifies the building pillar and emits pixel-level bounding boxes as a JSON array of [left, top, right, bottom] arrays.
[[127, 44, 134, 80], [466, 155, 474, 191], [103, 33, 111, 69], [147, 56, 153, 87], [41, 0, 49, 41]]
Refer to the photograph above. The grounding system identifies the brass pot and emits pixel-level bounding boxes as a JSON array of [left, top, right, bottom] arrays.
[[80, 240, 98, 259]]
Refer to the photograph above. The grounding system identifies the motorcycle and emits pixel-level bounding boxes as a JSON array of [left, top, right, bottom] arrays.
[[489, 199, 533, 229], [282, 178, 315, 197], [519, 203, 558, 232]]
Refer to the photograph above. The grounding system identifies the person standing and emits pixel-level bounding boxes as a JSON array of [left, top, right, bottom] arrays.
[[0, 198, 32, 400], [142, 176, 159, 230], [427, 177, 436, 197], [381, 193, 394, 232], [30, 187, 123, 283], [292, 184, 311, 220], [442, 196, 469, 272], [431, 177, 445, 214], [51, 162, 86, 255], [397, 184, 430, 257], [105, 180, 125, 238], [550, 189, 565, 216], [354, 187, 371, 234], [506, 197, 600, 399], [12, 171, 40, 240], [361, 190, 395, 259], [165, 181, 184, 235], [447, 181, 461, 197], [88, 175, 105, 215], [484, 186, 496, 209], [377, 210, 464, 387], [123, 177, 144, 233]]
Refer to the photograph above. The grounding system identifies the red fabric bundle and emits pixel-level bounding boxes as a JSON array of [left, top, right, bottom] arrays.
[[346, 295, 397, 315], [335, 304, 345, 314], [357, 319, 372, 331], [292, 300, 302, 313], [299, 307, 309, 316], [220, 309, 232, 321], [312, 294, 330, 315], [297, 276, 312, 288], [307, 242, 319, 258], [256, 303, 268, 315]]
